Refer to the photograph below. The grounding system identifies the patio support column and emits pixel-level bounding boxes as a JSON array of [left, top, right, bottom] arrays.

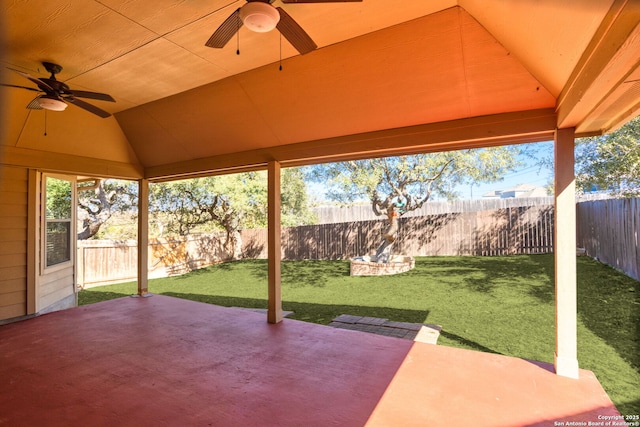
[[554, 127, 579, 379], [137, 178, 149, 296], [267, 161, 283, 323]]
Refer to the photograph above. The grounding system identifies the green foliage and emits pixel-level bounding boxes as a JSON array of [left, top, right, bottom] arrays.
[[148, 168, 317, 237], [281, 168, 318, 226], [307, 147, 523, 215], [45, 177, 72, 219], [79, 254, 640, 414], [576, 117, 640, 197], [85, 169, 316, 242]]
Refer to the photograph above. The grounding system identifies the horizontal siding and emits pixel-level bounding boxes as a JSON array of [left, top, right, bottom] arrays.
[[0, 203, 29, 218], [39, 286, 74, 312], [40, 272, 74, 297], [0, 218, 27, 230], [0, 167, 28, 321], [0, 303, 26, 320], [0, 265, 26, 281], [0, 290, 26, 306], [0, 253, 26, 268], [0, 278, 28, 293], [0, 165, 29, 181], [0, 227, 28, 242], [0, 241, 26, 256]]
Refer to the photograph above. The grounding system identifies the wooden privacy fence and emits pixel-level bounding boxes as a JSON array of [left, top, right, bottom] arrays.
[[577, 198, 639, 281], [78, 204, 555, 287], [244, 205, 555, 260], [77, 234, 232, 288], [78, 198, 640, 286]]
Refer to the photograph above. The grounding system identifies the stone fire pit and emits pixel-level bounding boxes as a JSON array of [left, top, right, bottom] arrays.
[[350, 255, 415, 276]]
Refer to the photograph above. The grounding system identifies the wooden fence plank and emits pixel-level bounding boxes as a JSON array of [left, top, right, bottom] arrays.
[[78, 198, 639, 285], [577, 198, 639, 281]]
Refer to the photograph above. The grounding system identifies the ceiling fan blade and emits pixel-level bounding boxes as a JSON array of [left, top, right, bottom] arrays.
[[206, 9, 242, 48], [0, 83, 42, 92], [67, 90, 115, 102], [26, 96, 43, 110], [281, 0, 362, 2], [8, 68, 55, 92], [276, 7, 317, 55], [66, 97, 111, 118]]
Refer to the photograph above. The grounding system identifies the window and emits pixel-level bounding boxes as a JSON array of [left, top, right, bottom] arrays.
[[44, 176, 73, 267]]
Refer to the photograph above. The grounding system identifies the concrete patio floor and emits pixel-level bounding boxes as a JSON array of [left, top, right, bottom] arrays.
[[0, 295, 620, 426]]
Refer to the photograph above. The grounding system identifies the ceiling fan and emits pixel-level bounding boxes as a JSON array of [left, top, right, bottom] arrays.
[[1, 62, 115, 118], [206, 0, 362, 55]]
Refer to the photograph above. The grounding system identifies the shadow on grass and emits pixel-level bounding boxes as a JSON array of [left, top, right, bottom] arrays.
[[438, 330, 504, 355], [160, 291, 429, 326], [407, 254, 555, 300], [81, 288, 505, 357], [215, 259, 351, 288], [574, 257, 640, 372], [78, 290, 133, 306]]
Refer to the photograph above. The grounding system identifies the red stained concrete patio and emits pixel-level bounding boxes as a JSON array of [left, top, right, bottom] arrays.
[[0, 295, 619, 426]]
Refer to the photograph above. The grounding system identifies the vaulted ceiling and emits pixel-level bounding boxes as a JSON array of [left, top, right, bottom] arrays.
[[1, 0, 639, 180]]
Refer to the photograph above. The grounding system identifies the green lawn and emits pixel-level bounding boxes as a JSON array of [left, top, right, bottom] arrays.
[[79, 254, 640, 415]]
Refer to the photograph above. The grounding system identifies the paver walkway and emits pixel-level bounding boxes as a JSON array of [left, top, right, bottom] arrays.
[[329, 314, 441, 344]]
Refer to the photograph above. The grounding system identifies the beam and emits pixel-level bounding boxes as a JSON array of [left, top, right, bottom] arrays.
[[1, 146, 144, 180], [145, 109, 557, 181], [553, 127, 579, 379], [557, 0, 640, 130], [137, 179, 149, 296], [267, 161, 283, 324]]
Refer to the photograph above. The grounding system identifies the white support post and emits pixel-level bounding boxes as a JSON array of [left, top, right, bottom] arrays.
[[554, 127, 579, 379], [267, 161, 283, 324], [137, 178, 150, 296]]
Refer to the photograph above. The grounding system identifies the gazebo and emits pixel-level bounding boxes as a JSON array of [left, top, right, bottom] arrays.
[[1, 1, 638, 424]]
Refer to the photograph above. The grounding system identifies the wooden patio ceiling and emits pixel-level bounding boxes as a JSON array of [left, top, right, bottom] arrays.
[[1, 0, 639, 180]]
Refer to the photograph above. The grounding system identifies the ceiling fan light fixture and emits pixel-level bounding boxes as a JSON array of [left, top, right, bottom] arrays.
[[38, 96, 67, 111], [240, 2, 280, 33]]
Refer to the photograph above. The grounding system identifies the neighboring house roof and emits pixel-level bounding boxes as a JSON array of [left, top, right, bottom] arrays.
[[483, 184, 549, 198]]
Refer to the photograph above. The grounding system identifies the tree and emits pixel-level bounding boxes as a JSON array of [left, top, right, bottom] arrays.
[[575, 117, 640, 197], [306, 148, 523, 262], [77, 179, 137, 240], [308, 147, 524, 217], [281, 168, 318, 226], [149, 168, 316, 259]]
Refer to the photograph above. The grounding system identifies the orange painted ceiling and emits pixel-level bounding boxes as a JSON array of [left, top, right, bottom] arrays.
[[1, 0, 639, 180]]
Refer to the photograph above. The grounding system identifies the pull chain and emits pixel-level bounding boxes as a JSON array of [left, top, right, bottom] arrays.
[[236, 11, 240, 55], [279, 33, 283, 71], [44, 109, 47, 136]]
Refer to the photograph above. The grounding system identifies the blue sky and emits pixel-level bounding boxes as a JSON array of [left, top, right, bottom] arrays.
[[454, 141, 554, 199], [305, 141, 555, 202]]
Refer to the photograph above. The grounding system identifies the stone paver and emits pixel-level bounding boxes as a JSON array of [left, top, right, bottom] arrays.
[[357, 316, 389, 326], [332, 314, 363, 324], [329, 315, 441, 344]]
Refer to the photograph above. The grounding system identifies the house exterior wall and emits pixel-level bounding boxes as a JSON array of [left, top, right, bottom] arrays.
[[0, 167, 77, 322], [0, 166, 28, 321], [36, 173, 77, 314]]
